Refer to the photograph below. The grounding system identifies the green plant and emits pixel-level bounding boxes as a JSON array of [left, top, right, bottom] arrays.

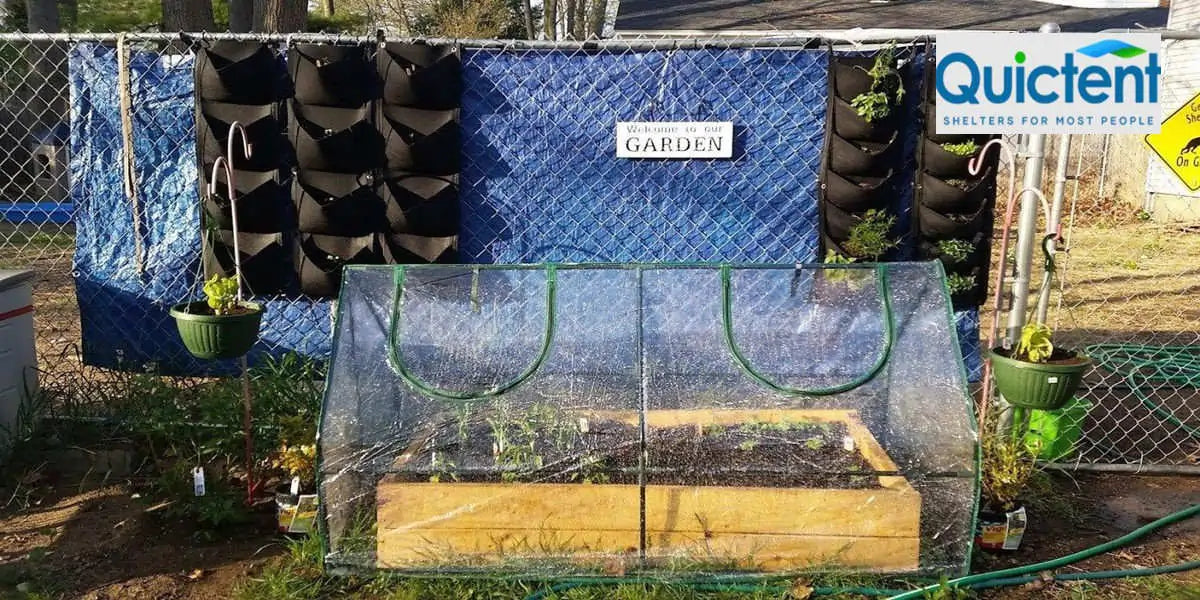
[[1012, 323, 1054, 363], [203, 275, 244, 315], [945, 273, 975, 296], [981, 428, 1042, 512], [943, 178, 974, 190], [851, 91, 892, 123], [843, 209, 899, 260], [936, 239, 974, 264], [150, 462, 251, 535], [922, 576, 972, 599], [851, 44, 904, 122], [940, 140, 980, 157]]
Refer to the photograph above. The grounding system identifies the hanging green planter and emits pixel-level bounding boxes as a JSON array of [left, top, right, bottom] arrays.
[[170, 275, 263, 360], [989, 324, 1090, 411]]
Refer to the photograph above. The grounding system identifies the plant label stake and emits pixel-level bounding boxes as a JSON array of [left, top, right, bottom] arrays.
[[193, 467, 206, 497]]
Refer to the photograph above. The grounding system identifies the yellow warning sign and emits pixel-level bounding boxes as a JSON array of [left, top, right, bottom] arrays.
[[1146, 91, 1200, 191]]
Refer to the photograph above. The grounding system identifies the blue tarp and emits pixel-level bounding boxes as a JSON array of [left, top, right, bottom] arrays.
[[70, 43, 982, 378], [70, 43, 330, 374]]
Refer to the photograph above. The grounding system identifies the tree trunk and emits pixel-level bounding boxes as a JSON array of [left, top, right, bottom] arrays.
[[542, 0, 556, 40], [521, 0, 533, 39], [24, 0, 57, 31], [319, 0, 333, 16], [59, 0, 77, 29], [228, 0, 252, 32], [254, 0, 307, 32], [161, 0, 214, 31]]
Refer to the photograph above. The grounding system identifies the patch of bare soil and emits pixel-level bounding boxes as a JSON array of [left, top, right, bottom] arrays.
[[0, 485, 282, 600]]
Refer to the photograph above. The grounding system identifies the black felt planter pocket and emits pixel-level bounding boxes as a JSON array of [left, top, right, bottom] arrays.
[[829, 134, 896, 177], [378, 43, 461, 109], [289, 44, 377, 108], [922, 137, 978, 178], [823, 170, 892, 213], [822, 202, 871, 242], [379, 105, 460, 174], [290, 104, 383, 172], [293, 170, 385, 236], [195, 41, 284, 104], [197, 102, 285, 171], [833, 57, 877, 100], [296, 233, 381, 297], [380, 232, 457, 264], [205, 231, 292, 294], [204, 169, 292, 233], [918, 170, 992, 214], [917, 203, 990, 239], [832, 97, 900, 144], [381, 174, 458, 236]]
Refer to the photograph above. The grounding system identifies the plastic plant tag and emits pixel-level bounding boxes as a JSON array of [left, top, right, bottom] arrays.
[[291, 476, 301, 496], [1047, 376, 1059, 384], [1003, 507, 1027, 550], [193, 467, 206, 497], [843, 435, 856, 452]]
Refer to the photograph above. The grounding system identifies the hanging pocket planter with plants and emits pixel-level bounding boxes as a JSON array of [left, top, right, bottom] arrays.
[[913, 46, 999, 311], [819, 45, 911, 263]]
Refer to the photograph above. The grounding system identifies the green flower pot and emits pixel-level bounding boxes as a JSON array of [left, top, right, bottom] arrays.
[[989, 347, 1091, 410], [169, 301, 263, 360]]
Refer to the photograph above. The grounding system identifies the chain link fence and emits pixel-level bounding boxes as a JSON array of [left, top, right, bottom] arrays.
[[0, 31, 1197, 471]]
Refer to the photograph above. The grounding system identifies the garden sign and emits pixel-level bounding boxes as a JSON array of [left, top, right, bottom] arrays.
[[1145, 89, 1200, 191], [616, 121, 734, 159]]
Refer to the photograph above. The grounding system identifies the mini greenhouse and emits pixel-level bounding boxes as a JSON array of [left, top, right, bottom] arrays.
[[318, 262, 978, 576]]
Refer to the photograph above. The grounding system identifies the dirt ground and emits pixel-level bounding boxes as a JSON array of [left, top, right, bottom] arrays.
[[0, 472, 1196, 599]]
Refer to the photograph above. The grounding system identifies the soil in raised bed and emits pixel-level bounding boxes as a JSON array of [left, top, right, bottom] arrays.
[[390, 418, 881, 489]]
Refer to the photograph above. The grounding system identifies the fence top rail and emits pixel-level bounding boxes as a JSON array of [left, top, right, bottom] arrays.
[[0, 27, 1197, 48]]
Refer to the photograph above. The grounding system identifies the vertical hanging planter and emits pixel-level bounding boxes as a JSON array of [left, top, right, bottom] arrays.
[[912, 43, 1000, 310], [819, 45, 912, 264]]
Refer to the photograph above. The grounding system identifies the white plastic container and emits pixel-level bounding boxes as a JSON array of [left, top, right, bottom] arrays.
[[0, 269, 37, 460]]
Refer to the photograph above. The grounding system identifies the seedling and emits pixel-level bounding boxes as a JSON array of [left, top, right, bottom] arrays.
[[945, 273, 975, 296], [940, 140, 980, 157], [936, 239, 974, 264], [804, 438, 824, 450], [1012, 323, 1054, 364], [203, 275, 244, 315], [843, 209, 899, 261], [851, 44, 904, 122]]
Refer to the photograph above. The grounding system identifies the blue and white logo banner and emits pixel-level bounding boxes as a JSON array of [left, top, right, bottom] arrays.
[[935, 32, 1161, 134]]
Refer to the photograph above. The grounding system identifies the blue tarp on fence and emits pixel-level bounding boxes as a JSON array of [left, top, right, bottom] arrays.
[[70, 43, 982, 378]]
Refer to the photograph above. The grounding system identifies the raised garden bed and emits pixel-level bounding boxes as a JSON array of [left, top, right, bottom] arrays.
[[376, 409, 920, 572]]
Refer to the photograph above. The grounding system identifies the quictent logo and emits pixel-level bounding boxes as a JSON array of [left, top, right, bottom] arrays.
[[934, 32, 1162, 134]]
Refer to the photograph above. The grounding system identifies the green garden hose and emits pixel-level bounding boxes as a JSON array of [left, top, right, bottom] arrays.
[[518, 503, 1199, 600], [886, 502, 1200, 599], [1084, 343, 1200, 440]]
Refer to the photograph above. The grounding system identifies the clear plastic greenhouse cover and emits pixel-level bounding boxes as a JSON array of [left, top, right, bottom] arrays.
[[318, 263, 979, 577]]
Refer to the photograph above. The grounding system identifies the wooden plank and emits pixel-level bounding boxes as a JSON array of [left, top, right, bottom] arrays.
[[378, 527, 919, 572], [644, 485, 919, 537], [377, 482, 919, 537]]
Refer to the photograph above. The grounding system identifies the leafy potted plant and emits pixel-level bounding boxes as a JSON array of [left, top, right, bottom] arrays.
[[977, 427, 1040, 551], [169, 275, 263, 360], [989, 323, 1091, 411], [270, 439, 318, 535]]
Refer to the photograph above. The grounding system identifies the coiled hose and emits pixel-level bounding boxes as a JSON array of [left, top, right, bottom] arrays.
[[520, 503, 1200, 600], [1084, 343, 1200, 440]]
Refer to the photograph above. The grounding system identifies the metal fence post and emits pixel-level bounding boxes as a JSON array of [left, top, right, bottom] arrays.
[[1006, 22, 1059, 341]]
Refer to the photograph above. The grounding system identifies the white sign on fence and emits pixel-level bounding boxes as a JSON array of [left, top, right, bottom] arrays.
[[934, 32, 1162, 134], [615, 122, 734, 159]]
